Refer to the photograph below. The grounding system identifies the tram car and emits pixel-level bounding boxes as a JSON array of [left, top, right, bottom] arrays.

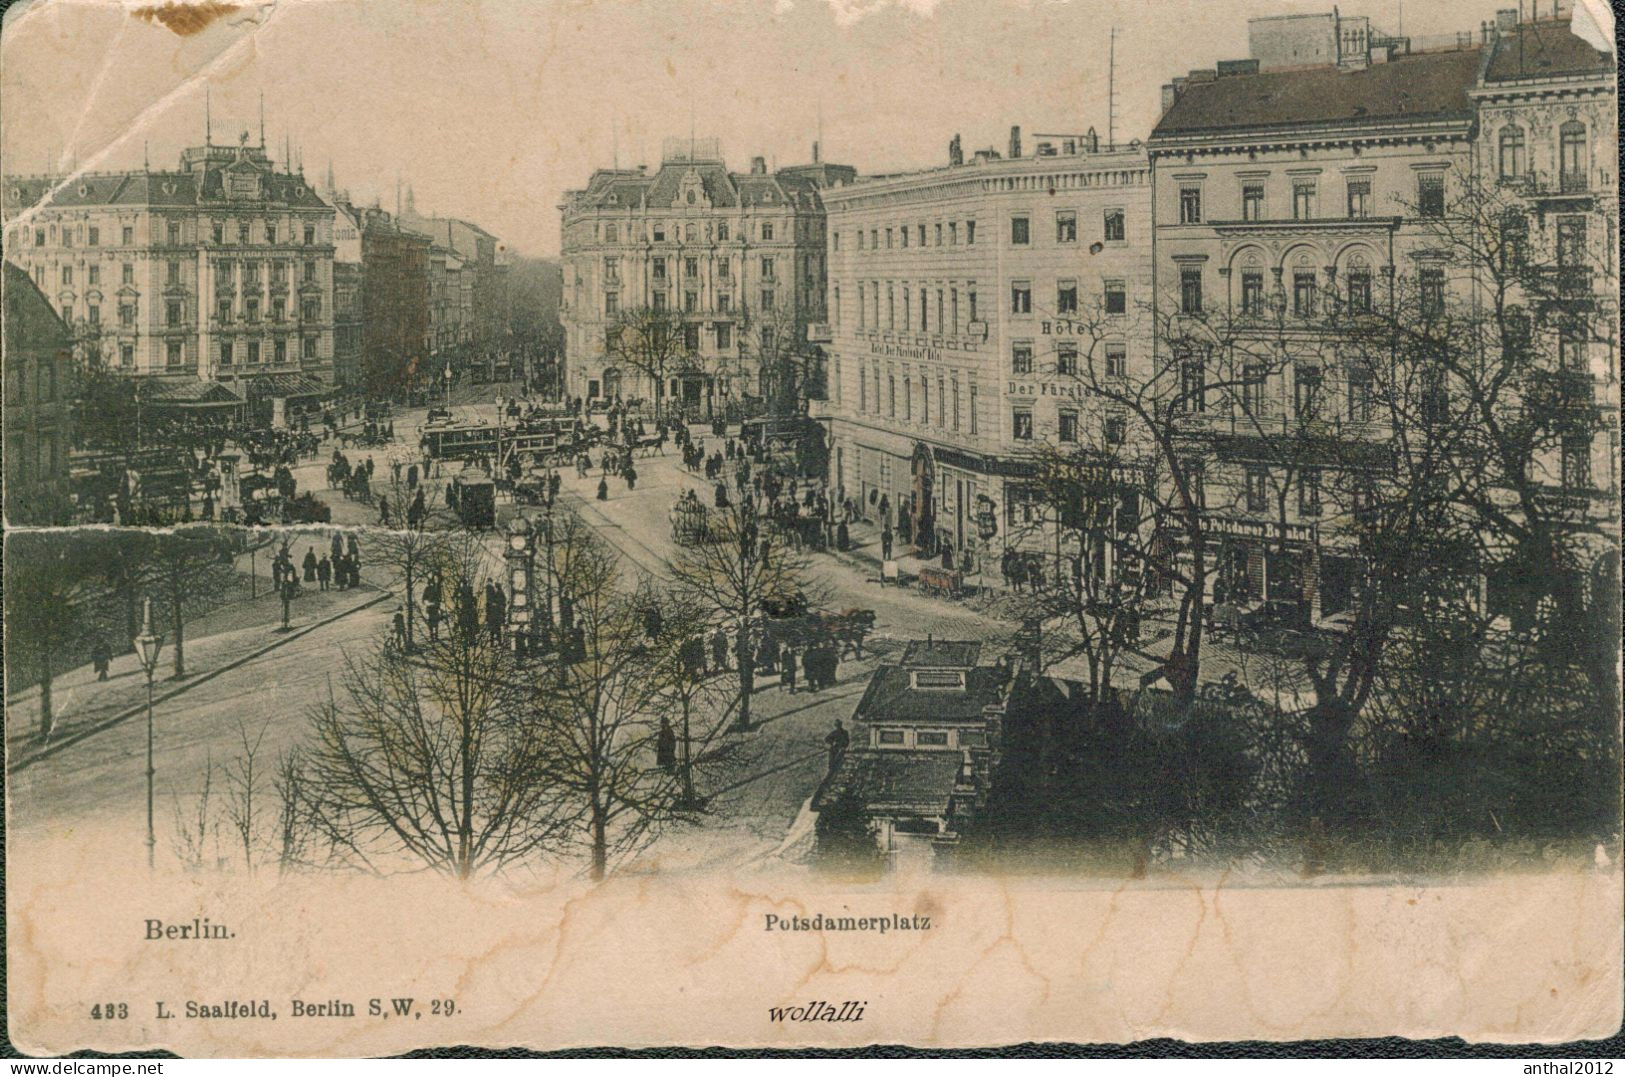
[[450, 468, 497, 530]]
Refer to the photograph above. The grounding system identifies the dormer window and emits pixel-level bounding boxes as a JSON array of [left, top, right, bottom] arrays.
[[908, 668, 967, 691]]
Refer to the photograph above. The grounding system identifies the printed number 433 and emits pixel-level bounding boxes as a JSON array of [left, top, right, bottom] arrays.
[[91, 1004, 129, 1019]]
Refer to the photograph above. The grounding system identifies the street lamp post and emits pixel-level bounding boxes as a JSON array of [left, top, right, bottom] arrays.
[[506, 515, 535, 658], [133, 597, 164, 870], [443, 363, 453, 412]]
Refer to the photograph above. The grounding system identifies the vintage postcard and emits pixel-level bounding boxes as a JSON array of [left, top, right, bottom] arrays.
[[3, 0, 1620, 1056]]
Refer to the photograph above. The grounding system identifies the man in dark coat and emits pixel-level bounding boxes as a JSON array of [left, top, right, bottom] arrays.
[[656, 717, 677, 774], [825, 720, 850, 775]]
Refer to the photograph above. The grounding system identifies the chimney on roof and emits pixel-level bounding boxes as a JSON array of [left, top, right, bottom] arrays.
[[1008, 125, 1022, 159], [750, 156, 766, 175], [949, 134, 963, 166], [1496, 7, 1519, 30]]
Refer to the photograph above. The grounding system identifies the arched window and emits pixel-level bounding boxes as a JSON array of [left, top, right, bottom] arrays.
[[1498, 125, 1526, 179], [1559, 122, 1587, 189]]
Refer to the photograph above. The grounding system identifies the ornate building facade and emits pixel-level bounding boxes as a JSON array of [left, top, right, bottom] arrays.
[[558, 139, 852, 417], [3, 132, 336, 411], [821, 130, 1153, 560]]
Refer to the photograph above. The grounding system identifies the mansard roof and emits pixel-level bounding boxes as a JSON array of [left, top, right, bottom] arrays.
[[1152, 46, 1484, 141], [571, 159, 834, 212]]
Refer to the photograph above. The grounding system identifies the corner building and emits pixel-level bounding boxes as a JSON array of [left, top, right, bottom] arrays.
[[559, 139, 852, 417], [821, 130, 1152, 559]]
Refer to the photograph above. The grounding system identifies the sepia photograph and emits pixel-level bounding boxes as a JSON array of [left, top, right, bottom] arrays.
[[1, 0, 1619, 1057]]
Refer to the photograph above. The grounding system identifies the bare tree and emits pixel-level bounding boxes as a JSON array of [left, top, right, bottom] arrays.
[[143, 525, 239, 680], [223, 716, 272, 874], [367, 480, 451, 652], [665, 494, 823, 732], [603, 305, 696, 414], [297, 533, 566, 877], [3, 531, 100, 741]]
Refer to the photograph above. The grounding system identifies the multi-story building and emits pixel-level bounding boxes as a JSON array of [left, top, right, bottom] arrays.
[[558, 138, 852, 417], [353, 205, 432, 395], [400, 194, 509, 356], [2, 132, 336, 416], [328, 193, 365, 388], [1468, 6, 1618, 575], [3, 261, 76, 525], [821, 128, 1152, 560], [1148, 12, 1485, 623]]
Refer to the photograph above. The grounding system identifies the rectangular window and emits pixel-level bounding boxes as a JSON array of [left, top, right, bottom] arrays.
[[1555, 217, 1586, 267], [951, 379, 960, 430], [1105, 416, 1125, 445], [217, 298, 233, 323], [877, 730, 905, 746], [717, 293, 731, 312], [275, 339, 287, 365], [1295, 366, 1323, 420], [761, 223, 774, 241], [684, 291, 697, 312], [1241, 270, 1265, 315], [1056, 342, 1078, 376], [1561, 436, 1592, 489], [88, 226, 99, 246], [272, 297, 285, 322], [120, 343, 134, 367], [887, 375, 896, 417], [1293, 271, 1318, 317], [1179, 187, 1202, 224], [1180, 357, 1206, 413], [832, 231, 840, 251], [303, 225, 316, 245], [653, 258, 667, 281], [122, 226, 133, 245], [1417, 174, 1445, 218], [1180, 267, 1203, 314], [119, 303, 136, 328], [717, 260, 730, 280], [1242, 185, 1264, 221], [1420, 268, 1445, 316], [1011, 281, 1031, 314], [859, 363, 867, 411], [605, 292, 619, 315], [1105, 343, 1126, 377], [1104, 209, 1125, 241], [919, 287, 928, 331], [301, 298, 319, 321], [716, 323, 732, 349], [760, 256, 775, 280], [935, 223, 943, 246], [1298, 468, 1322, 516], [87, 304, 99, 325], [1010, 216, 1030, 245], [1012, 408, 1033, 440], [122, 263, 134, 285], [1293, 182, 1316, 220], [917, 224, 926, 246], [1246, 468, 1269, 513], [34, 228, 45, 246], [1011, 341, 1033, 374], [303, 335, 317, 360], [603, 257, 620, 282], [166, 341, 183, 367], [1056, 211, 1077, 243], [247, 341, 261, 365], [760, 289, 775, 310], [1057, 280, 1078, 315], [1334, 268, 1369, 314], [167, 221, 181, 245], [62, 227, 73, 248], [885, 227, 893, 249], [1058, 409, 1078, 443], [1346, 179, 1372, 219], [1347, 366, 1373, 422], [1242, 364, 1269, 416], [968, 288, 978, 322], [966, 220, 976, 245], [246, 298, 261, 322], [213, 222, 225, 245], [683, 323, 700, 350], [60, 266, 72, 286], [238, 221, 250, 244], [1104, 281, 1126, 315], [949, 222, 958, 245], [221, 342, 234, 366], [166, 300, 182, 326], [969, 385, 978, 434]]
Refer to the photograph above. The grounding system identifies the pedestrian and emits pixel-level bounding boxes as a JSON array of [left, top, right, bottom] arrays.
[[317, 554, 331, 591], [656, 716, 677, 774], [781, 647, 797, 694], [596, 477, 609, 501], [941, 539, 955, 571], [303, 547, 318, 583], [486, 583, 507, 644], [392, 610, 407, 652], [825, 719, 850, 775], [91, 635, 111, 681], [881, 527, 894, 561], [711, 626, 729, 672], [624, 464, 637, 491]]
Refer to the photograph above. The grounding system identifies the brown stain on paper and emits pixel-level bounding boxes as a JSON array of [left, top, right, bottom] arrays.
[[133, 1, 240, 37]]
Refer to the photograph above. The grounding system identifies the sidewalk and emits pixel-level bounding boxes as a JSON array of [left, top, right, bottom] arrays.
[[6, 583, 388, 772]]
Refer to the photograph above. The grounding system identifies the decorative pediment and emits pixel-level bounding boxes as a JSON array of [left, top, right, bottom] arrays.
[[677, 169, 711, 210]]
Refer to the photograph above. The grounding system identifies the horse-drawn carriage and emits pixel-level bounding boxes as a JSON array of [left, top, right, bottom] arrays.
[[755, 608, 877, 659]]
